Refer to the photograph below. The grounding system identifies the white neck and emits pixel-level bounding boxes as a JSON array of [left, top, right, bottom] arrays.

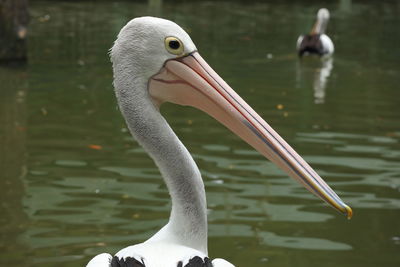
[[315, 16, 329, 35], [113, 71, 208, 254]]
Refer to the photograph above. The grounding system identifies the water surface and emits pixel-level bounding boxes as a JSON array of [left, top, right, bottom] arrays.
[[1, 1, 399, 266]]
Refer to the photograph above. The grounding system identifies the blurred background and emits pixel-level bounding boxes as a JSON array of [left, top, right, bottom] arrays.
[[0, 0, 399, 266]]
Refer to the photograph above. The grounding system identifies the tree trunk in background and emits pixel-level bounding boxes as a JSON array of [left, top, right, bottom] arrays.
[[0, 66, 29, 265], [0, 0, 29, 62]]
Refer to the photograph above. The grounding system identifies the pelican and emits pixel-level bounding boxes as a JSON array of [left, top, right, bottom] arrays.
[[87, 17, 352, 267], [297, 8, 334, 57]]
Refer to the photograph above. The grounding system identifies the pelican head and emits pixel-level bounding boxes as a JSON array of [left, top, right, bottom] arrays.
[[111, 16, 351, 219], [317, 8, 330, 22], [111, 17, 196, 89]]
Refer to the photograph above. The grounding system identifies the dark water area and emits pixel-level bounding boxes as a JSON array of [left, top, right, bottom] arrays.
[[0, 0, 399, 266]]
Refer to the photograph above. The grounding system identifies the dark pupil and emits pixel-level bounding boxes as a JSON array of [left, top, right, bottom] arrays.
[[169, 40, 180, 50]]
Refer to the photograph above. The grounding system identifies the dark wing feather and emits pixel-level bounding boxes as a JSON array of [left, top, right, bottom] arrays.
[[298, 34, 324, 57], [111, 255, 213, 267], [111, 256, 145, 267], [179, 256, 213, 267]]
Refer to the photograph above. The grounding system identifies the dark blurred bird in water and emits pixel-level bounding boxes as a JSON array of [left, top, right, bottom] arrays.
[[297, 8, 334, 57]]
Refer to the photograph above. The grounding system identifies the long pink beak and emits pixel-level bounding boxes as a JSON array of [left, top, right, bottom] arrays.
[[149, 52, 352, 218]]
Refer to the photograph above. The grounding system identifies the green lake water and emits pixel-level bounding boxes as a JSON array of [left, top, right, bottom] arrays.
[[1, 0, 399, 266]]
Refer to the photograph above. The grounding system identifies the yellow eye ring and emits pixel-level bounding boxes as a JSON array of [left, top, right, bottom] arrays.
[[165, 37, 184, 55]]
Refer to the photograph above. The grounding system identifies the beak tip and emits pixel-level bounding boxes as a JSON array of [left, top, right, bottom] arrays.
[[344, 204, 353, 220]]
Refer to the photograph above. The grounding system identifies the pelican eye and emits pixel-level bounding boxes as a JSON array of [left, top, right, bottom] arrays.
[[165, 37, 184, 55]]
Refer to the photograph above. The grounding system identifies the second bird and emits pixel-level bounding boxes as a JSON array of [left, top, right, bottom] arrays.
[[297, 8, 334, 57]]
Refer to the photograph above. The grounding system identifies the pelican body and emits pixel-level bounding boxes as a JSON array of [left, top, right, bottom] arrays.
[[297, 8, 334, 57], [87, 17, 351, 267]]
